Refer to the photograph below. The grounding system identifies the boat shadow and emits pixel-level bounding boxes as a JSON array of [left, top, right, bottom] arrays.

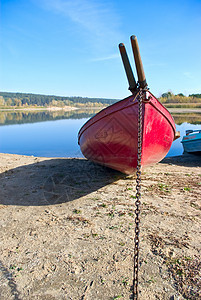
[[0, 260, 21, 300], [160, 153, 201, 167], [0, 158, 125, 206]]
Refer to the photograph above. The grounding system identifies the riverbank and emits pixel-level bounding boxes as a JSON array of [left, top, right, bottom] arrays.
[[0, 153, 200, 299], [0, 106, 79, 112], [168, 108, 201, 113], [1, 106, 201, 113]]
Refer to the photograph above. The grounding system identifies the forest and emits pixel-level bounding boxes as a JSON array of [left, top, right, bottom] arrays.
[[0, 91, 201, 108], [159, 92, 201, 103], [0, 92, 117, 108]]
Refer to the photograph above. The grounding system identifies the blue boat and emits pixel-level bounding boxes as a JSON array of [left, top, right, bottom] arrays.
[[181, 129, 201, 154]]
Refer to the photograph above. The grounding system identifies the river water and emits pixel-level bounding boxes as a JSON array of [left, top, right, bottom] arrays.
[[0, 109, 200, 158]]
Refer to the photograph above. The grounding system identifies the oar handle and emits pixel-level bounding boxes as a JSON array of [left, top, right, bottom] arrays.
[[130, 35, 147, 89], [119, 43, 137, 93]]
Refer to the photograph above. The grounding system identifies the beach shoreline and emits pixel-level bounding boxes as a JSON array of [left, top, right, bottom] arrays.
[[0, 106, 78, 112], [0, 107, 201, 113], [0, 153, 200, 299]]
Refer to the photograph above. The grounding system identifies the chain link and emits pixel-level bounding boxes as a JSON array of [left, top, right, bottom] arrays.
[[133, 88, 143, 299]]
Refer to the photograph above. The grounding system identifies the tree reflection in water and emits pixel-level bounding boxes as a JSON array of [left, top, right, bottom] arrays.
[[0, 109, 101, 126]]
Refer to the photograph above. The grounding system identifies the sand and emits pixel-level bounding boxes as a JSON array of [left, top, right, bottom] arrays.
[[0, 153, 200, 300]]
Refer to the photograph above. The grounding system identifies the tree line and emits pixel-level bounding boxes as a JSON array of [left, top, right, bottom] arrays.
[[0, 92, 117, 108], [0, 91, 201, 108], [159, 92, 201, 103]]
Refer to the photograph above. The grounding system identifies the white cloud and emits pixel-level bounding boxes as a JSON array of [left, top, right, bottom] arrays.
[[90, 53, 119, 62], [39, 0, 122, 49]]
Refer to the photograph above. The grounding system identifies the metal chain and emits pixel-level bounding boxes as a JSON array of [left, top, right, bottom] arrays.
[[133, 88, 143, 299]]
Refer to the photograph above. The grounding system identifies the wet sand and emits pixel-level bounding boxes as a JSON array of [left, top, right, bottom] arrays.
[[0, 153, 200, 300]]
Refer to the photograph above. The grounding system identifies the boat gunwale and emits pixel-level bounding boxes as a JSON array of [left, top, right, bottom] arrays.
[[78, 90, 176, 144], [78, 93, 137, 142], [181, 137, 201, 143]]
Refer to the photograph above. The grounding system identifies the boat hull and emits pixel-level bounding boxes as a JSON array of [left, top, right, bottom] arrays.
[[78, 91, 176, 174], [181, 132, 201, 154]]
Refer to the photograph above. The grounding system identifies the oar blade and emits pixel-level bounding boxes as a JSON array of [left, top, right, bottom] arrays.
[[130, 35, 147, 89], [119, 43, 137, 93]]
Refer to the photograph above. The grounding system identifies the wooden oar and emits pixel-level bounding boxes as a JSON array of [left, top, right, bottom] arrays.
[[130, 35, 147, 89], [119, 43, 137, 93]]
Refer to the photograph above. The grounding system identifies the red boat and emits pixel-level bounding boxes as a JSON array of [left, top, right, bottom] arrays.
[[78, 36, 178, 174]]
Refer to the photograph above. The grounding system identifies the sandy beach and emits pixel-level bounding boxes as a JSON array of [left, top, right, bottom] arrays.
[[0, 153, 200, 300]]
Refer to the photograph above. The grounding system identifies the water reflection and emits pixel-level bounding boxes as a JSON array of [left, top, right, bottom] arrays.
[[172, 113, 201, 125], [0, 109, 100, 126], [0, 110, 200, 126], [0, 109, 200, 158]]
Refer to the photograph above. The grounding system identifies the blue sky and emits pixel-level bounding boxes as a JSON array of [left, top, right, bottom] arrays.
[[1, 0, 201, 99]]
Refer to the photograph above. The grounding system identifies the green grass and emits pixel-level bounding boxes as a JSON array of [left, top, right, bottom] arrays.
[[183, 187, 191, 192], [122, 277, 129, 286], [73, 209, 81, 214], [109, 225, 118, 230], [147, 277, 156, 284], [10, 265, 23, 272], [158, 183, 171, 192], [119, 242, 125, 246]]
